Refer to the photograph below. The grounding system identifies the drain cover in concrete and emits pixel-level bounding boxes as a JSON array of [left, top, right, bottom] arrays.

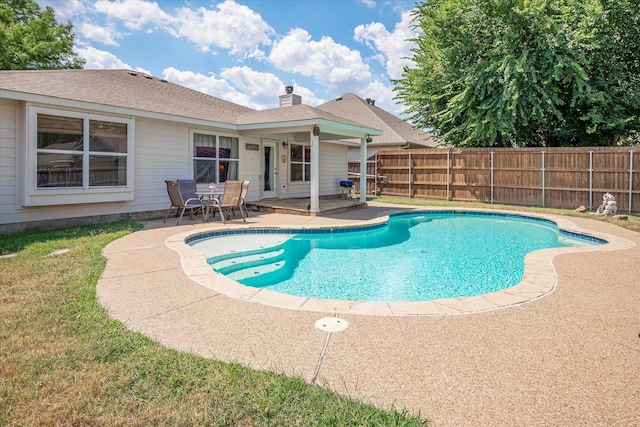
[[315, 317, 348, 332]]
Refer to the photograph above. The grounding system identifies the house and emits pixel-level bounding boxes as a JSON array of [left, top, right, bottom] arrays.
[[316, 93, 437, 161], [0, 69, 381, 232]]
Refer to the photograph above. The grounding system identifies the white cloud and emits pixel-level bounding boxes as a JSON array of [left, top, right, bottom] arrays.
[[77, 45, 150, 73], [219, 66, 285, 108], [291, 85, 325, 107], [36, 0, 84, 21], [93, 0, 171, 31], [358, 0, 376, 7], [173, 0, 273, 57], [219, 66, 323, 108], [269, 28, 372, 95], [161, 67, 254, 108], [91, 0, 273, 58], [354, 10, 418, 79], [359, 79, 404, 116], [78, 21, 119, 46]]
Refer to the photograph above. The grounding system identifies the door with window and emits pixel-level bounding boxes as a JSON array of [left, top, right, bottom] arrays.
[[262, 140, 278, 199]]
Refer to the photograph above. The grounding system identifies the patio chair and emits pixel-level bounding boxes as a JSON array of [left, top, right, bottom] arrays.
[[236, 180, 250, 218], [163, 180, 204, 225], [177, 179, 199, 201], [209, 180, 245, 223]]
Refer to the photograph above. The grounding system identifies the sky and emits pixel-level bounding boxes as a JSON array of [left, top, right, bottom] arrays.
[[36, 0, 420, 116]]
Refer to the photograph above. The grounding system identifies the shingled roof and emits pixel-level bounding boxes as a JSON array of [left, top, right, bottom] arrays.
[[0, 69, 254, 125], [316, 93, 437, 148], [236, 103, 372, 129], [0, 69, 382, 138]]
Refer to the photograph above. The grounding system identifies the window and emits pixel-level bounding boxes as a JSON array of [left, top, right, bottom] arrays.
[[24, 106, 134, 206], [193, 133, 239, 184], [290, 144, 311, 182], [36, 112, 129, 188]]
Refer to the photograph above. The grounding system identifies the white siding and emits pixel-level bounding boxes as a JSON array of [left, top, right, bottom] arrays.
[[0, 98, 18, 225], [285, 141, 347, 198], [0, 99, 349, 230], [238, 136, 261, 202], [319, 142, 349, 195], [0, 105, 263, 229]]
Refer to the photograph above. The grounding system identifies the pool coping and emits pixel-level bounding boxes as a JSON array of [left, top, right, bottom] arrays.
[[165, 208, 635, 316]]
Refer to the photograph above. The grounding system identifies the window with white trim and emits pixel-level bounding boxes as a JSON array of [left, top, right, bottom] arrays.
[[192, 132, 239, 184], [36, 114, 128, 188], [290, 143, 310, 182], [24, 106, 134, 206]]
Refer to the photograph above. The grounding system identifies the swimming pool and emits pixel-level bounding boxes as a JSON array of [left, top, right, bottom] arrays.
[[188, 211, 605, 303]]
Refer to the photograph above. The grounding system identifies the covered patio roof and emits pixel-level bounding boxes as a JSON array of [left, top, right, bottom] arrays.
[[237, 104, 382, 213], [237, 103, 382, 141]]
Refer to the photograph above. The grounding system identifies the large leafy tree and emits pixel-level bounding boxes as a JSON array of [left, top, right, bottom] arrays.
[[0, 0, 84, 70], [395, 0, 640, 147]]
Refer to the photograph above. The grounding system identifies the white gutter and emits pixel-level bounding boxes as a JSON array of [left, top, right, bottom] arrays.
[[1, 89, 239, 130]]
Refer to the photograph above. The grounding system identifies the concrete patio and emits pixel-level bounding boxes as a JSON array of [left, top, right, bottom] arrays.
[[97, 202, 640, 426]]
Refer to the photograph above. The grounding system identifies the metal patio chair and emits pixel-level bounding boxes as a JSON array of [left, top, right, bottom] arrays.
[[177, 179, 199, 201], [163, 180, 203, 225], [236, 180, 251, 218], [209, 180, 245, 223]]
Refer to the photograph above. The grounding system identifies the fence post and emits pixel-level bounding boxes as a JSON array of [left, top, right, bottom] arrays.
[[589, 151, 593, 211], [541, 151, 546, 207], [447, 150, 451, 201], [374, 152, 378, 196], [408, 152, 412, 198], [630, 150, 634, 213], [490, 151, 494, 204]]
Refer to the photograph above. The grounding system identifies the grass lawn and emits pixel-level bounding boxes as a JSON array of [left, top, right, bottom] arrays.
[[0, 221, 425, 426]]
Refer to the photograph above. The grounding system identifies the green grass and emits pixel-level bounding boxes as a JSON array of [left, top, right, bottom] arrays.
[[0, 221, 426, 426]]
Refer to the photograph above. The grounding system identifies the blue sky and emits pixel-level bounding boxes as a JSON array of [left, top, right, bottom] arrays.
[[37, 0, 420, 116]]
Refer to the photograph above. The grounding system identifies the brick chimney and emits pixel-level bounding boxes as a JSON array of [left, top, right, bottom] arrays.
[[279, 85, 302, 107]]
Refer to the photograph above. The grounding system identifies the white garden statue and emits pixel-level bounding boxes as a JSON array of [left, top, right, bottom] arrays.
[[596, 192, 618, 216]]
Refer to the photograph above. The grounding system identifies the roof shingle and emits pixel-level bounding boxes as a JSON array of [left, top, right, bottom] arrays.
[[317, 93, 436, 147], [0, 69, 253, 124]]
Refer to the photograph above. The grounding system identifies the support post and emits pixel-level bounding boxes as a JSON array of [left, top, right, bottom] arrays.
[[359, 136, 368, 203], [309, 127, 320, 213]]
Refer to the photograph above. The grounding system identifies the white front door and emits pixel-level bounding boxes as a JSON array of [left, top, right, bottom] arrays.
[[262, 141, 278, 199]]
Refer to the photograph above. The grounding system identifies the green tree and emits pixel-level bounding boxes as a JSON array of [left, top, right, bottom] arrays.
[[395, 0, 640, 147], [0, 0, 84, 70]]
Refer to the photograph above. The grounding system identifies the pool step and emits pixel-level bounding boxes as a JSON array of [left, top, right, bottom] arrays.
[[210, 249, 286, 280]]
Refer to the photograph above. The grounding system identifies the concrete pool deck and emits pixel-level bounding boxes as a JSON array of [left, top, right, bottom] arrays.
[[97, 202, 640, 426]]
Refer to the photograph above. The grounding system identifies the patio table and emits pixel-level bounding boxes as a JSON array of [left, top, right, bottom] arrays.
[[196, 190, 224, 221]]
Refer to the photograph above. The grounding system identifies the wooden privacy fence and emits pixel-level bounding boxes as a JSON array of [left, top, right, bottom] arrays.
[[373, 147, 639, 213], [347, 153, 380, 195]]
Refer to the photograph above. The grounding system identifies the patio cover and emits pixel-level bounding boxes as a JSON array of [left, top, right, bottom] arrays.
[[237, 104, 382, 213]]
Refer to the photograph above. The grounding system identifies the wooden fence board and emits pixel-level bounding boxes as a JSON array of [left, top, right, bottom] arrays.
[[362, 147, 640, 213]]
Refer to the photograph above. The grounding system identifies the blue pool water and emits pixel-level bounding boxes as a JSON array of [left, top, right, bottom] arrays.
[[189, 212, 604, 302]]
